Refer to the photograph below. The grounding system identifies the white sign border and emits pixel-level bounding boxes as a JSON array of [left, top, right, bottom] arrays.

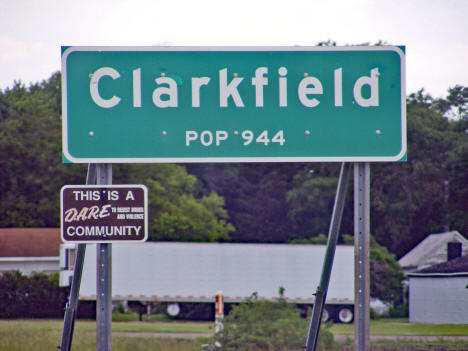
[[61, 46, 406, 163]]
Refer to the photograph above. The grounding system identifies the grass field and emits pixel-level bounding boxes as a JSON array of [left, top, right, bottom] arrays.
[[0, 318, 213, 334], [0, 319, 211, 351], [1, 318, 467, 351], [329, 318, 468, 336], [2, 317, 468, 336]]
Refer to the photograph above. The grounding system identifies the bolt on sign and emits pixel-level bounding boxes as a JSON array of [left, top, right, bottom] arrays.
[[61, 46, 406, 163], [60, 185, 148, 243]]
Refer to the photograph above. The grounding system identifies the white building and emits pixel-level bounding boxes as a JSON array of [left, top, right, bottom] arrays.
[[0, 228, 61, 275], [398, 231, 468, 274], [408, 254, 468, 324]]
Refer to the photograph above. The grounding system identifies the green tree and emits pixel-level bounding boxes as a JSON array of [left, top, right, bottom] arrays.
[[0, 73, 234, 243], [369, 236, 405, 306], [190, 93, 468, 252], [3, 68, 467, 262], [220, 292, 334, 351], [434, 85, 468, 120], [285, 164, 353, 240], [0, 75, 86, 227], [371, 89, 467, 256], [0, 271, 68, 318], [446, 130, 468, 233], [187, 163, 305, 242], [114, 164, 234, 242], [289, 233, 328, 244]]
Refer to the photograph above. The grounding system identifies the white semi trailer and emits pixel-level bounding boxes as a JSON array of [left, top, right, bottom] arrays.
[[59, 242, 355, 323]]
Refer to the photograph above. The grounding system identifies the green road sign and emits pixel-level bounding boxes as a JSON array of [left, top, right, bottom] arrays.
[[61, 46, 406, 163]]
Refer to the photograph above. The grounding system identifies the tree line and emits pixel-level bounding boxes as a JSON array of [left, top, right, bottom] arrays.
[[187, 86, 468, 258], [0, 70, 467, 306], [1, 72, 466, 256]]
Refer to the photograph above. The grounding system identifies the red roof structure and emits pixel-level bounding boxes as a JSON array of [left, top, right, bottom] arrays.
[[0, 228, 61, 257]]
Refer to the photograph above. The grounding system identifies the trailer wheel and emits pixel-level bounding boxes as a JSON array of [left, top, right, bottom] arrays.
[[337, 306, 354, 324], [322, 307, 330, 322], [166, 303, 181, 317]]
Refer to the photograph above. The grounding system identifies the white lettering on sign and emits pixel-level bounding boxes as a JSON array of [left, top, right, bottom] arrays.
[[219, 68, 244, 107], [133, 68, 142, 108], [66, 225, 142, 237], [191, 77, 211, 107], [185, 130, 285, 147], [89, 66, 380, 109], [334, 68, 343, 107], [64, 205, 112, 222], [152, 77, 178, 108], [186, 130, 230, 146], [71, 190, 118, 201], [200, 131, 213, 146], [126, 214, 144, 219], [90, 67, 121, 108], [108, 191, 119, 200], [72, 190, 100, 201], [278, 67, 288, 107], [298, 76, 323, 108], [251, 67, 268, 107], [353, 68, 380, 107]]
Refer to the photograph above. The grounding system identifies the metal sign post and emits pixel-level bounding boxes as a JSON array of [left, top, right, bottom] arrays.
[[59, 165, 148, 351], [60, 164, 96, 351], [96, 164, 112, 351], [305, 162, 351, 351], [305, 162, 372, 351], [354, 163, 370, 351]]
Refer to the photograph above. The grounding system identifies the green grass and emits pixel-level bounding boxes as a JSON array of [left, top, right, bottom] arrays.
[[0, 319, 213, 334], [3, 317, 468, 336], [330, 318, 468, 336], [1, 318, 468, 351], [0, 319, 210, 351]]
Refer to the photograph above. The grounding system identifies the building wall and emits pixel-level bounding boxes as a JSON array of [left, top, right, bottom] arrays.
[[0, 257, 60, 276], [409, 276, 468, 324]]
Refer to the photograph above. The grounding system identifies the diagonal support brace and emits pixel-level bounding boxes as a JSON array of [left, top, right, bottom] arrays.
[[305, 162, 352, 351]]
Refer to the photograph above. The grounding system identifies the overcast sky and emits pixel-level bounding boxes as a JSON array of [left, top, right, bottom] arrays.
[[1, 0, 467, 98]]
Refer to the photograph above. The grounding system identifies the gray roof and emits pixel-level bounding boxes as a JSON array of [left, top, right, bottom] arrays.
[[409, 255, 468, 276], [398, 231, 468, 271]]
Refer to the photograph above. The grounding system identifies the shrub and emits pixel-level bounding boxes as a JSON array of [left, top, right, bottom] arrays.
[[219, 291, 334, 351], [0, 271, 68, 318], [388, 302, 409, 318]]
